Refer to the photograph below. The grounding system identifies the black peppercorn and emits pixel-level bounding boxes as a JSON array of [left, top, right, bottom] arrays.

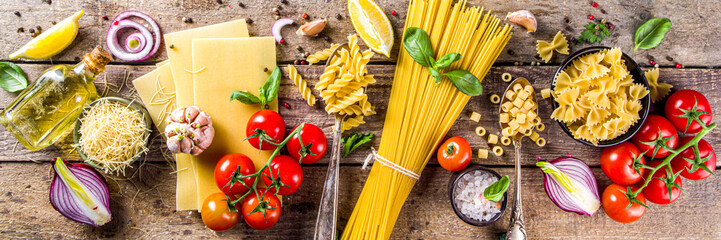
[[323, 35, 331, 42], [17, 27, 24, 33], [182, 17, 193, 23], [13, 11, 21, 17], [216, 0, 223, 4], [42, 0, 52, 4], [36, 26, 42, 31], [280, 0, 287, 4], [263, 67, 268, 72], [238, 2, 245, 8], [29, 28, 35, 34], [666, 56, 674, 62], [51, 21, 57, 25], [102, 15, 108, 20], [246, 18, 253, 24], [336, 14, 342, 20], [295, 46, 303, 51]]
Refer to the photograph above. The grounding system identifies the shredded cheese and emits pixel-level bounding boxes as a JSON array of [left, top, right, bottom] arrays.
[[77, 99, 149, 174]]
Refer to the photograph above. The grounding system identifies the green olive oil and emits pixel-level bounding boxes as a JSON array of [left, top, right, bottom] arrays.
[[0, 47, 112, 151]]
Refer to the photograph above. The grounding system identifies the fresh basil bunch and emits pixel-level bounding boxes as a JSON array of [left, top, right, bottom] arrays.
[[402, 27, 483, 96], [634, 18, 672, 52], [230, 66, 281, 108]]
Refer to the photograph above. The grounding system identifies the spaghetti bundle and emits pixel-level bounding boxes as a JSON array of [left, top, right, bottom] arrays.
[[341, 0, 511, 239]]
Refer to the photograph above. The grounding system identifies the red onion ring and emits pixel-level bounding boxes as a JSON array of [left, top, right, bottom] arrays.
[[272, 18, 295, 43], [106, 11, 161, 61], [124, 32, 146, 54]]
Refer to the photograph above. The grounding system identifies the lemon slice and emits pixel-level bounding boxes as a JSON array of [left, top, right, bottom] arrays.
[[9, 10, 83, 60], [348, 0, 393, 58]]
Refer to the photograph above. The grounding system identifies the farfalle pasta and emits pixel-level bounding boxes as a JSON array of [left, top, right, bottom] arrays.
[[536, 31, 570, 63], [644, 68, 673, 103], [551, 48, 650, 145]]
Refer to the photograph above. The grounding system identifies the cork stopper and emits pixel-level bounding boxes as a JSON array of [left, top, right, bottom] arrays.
[[82, 46, 113, 74]]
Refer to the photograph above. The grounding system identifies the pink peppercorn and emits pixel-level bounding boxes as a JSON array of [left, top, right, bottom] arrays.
[[676, 63, 682, 69], [588, 15, 595, 20], [650, 60, 656, 65], [391, 10, 397, 16], [280, 39, 285, 44], [592, 2, 599, 7]]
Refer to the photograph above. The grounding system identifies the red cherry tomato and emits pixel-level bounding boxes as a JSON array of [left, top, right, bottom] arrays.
[[602, 184, 646, 223], [262, 155, 304, 195], [201, 192, 241, 232], [600, 142, 645, 185], [640, 160, 683, 205], [631, 115, 678, 159], [247, 110, 286, 150], [436, 136, 471, 171], [665, 90, 713, 134], [215, 153, 256, 195], [671, 137, 717, 180], [242, 189, 282, 230], [287, 124, 327, 164]]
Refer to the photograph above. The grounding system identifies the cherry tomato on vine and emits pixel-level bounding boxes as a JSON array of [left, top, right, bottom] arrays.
[[631, 115, 678, 159], [639, 160, 683, 205], [436, 136, 471, 172], [242, 189, 282, 230], [201, 192, 241, 232], [215, 153, 256, 195], [287, 124, 327, 164], [671, 137, 717, 180], [600, 142, 645, 185], [664, 90, 713, 134], [262, 155, 304, 195], [601, 184, 646, 223], [247, 110, 286, 150]]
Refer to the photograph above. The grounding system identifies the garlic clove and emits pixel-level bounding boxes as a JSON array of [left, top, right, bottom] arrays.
[[194, 112, 212, 127], [185, 106, 201, 123], [191, 126, 215, 150], [296, 19, 327, 36], [169, 107, 187, 123], [506, 10, 537, 33], [167, 136, 181, 153]]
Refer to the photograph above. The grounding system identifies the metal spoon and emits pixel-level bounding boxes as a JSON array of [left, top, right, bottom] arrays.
[[499, 77, 536, 240], [314, 43, 349, 240]]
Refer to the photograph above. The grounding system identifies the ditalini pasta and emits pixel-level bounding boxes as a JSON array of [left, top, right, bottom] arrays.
[[284, 65, 317, 106], [536, 31, 569, 63], [551, 48, 650, 145], [306, 43, 340, 65], [499, 82, 538, 138], [475, 126, 486, 136], [470, 111, 482, 122], [492, 146, 504, 156], [315, 35, 376, 132], [478, 148, 489, 159], [644, 68, 673, 103], [490, 94, 501, 104], [341, 1, 512, 239], [501, 72, 512, 82]]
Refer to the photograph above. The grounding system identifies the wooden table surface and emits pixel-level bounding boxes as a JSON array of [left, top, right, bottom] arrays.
[[1, 0, 720, 239]]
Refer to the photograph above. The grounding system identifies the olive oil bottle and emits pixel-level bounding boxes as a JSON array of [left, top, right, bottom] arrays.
[[0, 47, 112, 151]]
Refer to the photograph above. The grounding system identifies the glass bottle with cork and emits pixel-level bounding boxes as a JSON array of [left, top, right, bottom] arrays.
[[0, 46, 112, 151]]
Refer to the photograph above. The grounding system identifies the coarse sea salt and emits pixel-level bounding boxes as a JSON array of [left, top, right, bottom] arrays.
[[453, 170, 503, 222]]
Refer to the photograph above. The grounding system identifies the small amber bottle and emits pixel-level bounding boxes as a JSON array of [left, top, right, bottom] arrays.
[[0, 46, 112, 151]]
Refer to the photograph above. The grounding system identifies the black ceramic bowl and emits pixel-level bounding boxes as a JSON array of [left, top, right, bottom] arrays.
[[448, 166, 508, 226], [551, 46, 651, 147]]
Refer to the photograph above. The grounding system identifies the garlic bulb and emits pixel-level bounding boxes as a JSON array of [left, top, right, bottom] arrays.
[[506, 10, 537, 33], [164, 106, 215, 155]]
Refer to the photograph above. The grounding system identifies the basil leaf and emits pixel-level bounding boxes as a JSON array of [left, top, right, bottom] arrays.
[[634, 18, 672, 52], [260, 66, 281, 106], [442, 70, 483, 96], [0, 62, 28, 92], [402, 27, 434, 67], [230, 91, 260, 105], [433, 53, 462, 69], [429, 67, 442, 84], [342, 134, 358, 158], [483, 175, 510, 202]]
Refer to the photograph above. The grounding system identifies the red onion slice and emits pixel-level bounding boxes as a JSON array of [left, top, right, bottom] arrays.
[[49, 158, 111, 227], [124, 32, 146, 54], [536, 155, 601, 216], [272, 18, 295, 43], [106, 11, 161, 61]]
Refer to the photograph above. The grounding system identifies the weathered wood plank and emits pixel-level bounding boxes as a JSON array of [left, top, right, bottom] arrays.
[[0, 0, 719, 66], [1, 64, 720, 168], [0, 162, 719, 239]]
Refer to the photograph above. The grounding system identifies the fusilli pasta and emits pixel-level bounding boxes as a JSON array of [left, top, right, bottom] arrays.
[[284, 65, 317, 106]]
